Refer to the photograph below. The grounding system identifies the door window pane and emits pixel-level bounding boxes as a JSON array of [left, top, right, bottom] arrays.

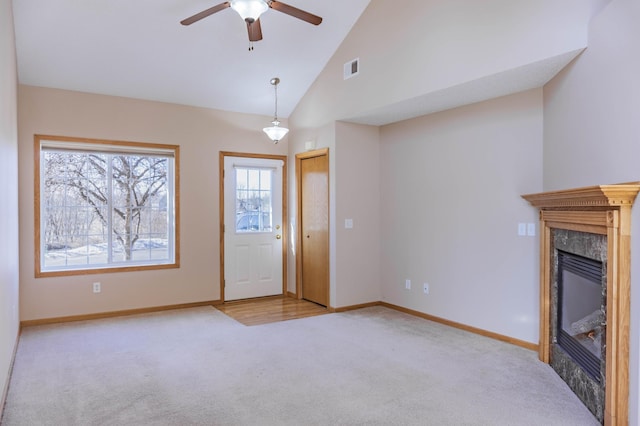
[[235, 168, 272, 232]]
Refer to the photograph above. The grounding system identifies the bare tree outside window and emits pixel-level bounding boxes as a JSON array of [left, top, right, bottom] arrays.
[[37, 136, 178, 275]]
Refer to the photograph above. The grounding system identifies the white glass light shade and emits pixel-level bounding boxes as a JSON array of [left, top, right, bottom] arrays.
[[230, 0, 268, 22], [263, 122, 289, 143]]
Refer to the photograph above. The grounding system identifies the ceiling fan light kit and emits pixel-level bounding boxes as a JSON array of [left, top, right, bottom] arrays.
[[230, 0, 268, 23], [263, 77, 289, 144]]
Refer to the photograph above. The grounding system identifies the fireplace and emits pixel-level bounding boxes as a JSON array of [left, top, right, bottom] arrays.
[[551, 236, 607, 421], [557, 250, 604, 380], [523, 183, 640, 426]]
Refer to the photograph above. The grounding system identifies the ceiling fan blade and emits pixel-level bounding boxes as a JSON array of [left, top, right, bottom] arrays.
[[268, 1, 323, 25], [247, 19, 264, 42], [181, 2, 230, 26]]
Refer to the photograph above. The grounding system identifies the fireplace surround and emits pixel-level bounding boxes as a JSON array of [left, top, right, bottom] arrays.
[[523, 183, 640, 426], [553, 234, 607, 420]]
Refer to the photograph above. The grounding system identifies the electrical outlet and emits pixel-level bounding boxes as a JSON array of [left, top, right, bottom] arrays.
[[423, 283, 429, 294], [93, 282, 101, 293], [405, 279, 411, 290]]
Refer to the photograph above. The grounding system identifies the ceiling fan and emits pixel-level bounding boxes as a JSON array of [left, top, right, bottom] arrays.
[[180, 0, 323, 44]]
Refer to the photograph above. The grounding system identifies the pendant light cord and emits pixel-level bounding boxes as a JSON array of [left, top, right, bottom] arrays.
[[273, 81, 278, 121]]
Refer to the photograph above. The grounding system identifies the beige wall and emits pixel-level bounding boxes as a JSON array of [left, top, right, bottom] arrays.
[[543, 0, 640, 422], [0, 0, 20, 410], [291, 91, 542, 335], [334, 122, 381, 306], [290, 0, 590, 129], [379, 89, 542, 343], [18, 85, 287, 321]]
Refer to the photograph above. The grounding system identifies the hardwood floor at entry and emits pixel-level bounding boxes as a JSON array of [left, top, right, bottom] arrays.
[[215, 296, 328, 326]]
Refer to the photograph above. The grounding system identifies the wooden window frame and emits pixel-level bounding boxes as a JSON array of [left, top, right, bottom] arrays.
[[34, 134, 180, 278]]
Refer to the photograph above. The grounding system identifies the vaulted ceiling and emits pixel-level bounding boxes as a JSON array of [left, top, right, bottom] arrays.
[[12, 1, 594, 127], [12, 0, 370, 118]]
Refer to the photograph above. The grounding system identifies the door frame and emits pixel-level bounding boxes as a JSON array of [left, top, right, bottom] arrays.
[[219, 151, 288, 302], [295, 148, 330, 306]]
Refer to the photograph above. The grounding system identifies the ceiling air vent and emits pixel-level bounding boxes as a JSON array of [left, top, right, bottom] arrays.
[[343, 58, 360, 80]]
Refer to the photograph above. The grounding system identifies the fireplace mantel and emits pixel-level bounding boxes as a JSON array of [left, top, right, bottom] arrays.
[[523, 183, 640, 209], [523, 183, 640, 426]]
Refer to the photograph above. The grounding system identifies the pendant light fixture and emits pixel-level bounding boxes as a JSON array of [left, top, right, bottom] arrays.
[[263, 77, 289, 144]]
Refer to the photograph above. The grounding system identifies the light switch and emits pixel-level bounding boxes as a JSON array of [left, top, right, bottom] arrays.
[[527, 223, 536, 236], [345, 219, 353, 229], [518, 223, 526, 236]]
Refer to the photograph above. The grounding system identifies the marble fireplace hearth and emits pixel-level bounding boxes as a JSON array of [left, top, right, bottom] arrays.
[[523, 183, 640, 426]]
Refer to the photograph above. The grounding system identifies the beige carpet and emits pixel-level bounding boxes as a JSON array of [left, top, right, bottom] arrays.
[[1, 306, 598, 425]]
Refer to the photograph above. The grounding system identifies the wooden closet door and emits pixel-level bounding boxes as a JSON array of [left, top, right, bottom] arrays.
[[300, 154, 329, 306]]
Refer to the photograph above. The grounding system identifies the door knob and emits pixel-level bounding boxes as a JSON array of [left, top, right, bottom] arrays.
[[276, 234, 281, 240]]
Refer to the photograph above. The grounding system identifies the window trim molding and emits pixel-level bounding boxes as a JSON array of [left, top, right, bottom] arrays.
[[34, 134, 180, 278]]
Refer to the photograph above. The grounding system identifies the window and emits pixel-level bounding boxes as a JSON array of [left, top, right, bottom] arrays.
[[35, 135, 179, 277], [234, 167, 272, 233]]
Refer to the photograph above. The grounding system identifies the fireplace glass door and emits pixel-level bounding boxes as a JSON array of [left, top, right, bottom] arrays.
[[557, 250, 604, 382]]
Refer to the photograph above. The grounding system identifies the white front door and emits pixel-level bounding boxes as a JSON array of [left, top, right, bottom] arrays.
[[223, 156, 284, 301]]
